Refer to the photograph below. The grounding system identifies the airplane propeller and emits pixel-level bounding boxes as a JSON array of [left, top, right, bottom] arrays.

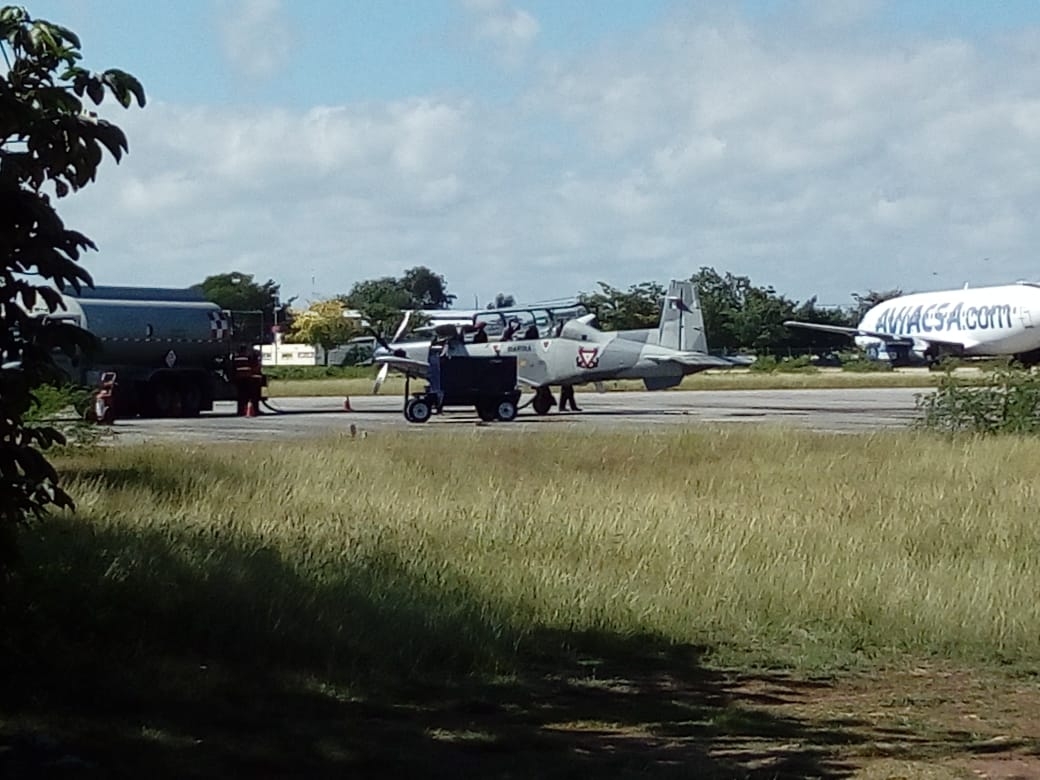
[[372, 312, 412, 394]]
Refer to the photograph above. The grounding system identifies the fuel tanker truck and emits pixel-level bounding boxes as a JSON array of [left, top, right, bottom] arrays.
[[35, 285, 266, 418]]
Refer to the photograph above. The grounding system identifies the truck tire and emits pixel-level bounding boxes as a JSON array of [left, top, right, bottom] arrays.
[[477, 403, 498, 422], [179, 383, 202, 417], [495, 399, 518, 422], [147, 379, 178, 418]]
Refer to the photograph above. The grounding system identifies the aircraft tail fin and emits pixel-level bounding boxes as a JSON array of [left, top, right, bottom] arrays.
[[655, 280, 707, 352]]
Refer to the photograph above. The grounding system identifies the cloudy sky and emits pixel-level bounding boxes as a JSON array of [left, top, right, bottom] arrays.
[[22, 0, 1040, 308]]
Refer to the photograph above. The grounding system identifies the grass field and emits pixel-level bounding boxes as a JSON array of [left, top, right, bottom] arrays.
[[4, 427, 1040, 777], [267, 366, 985, 398]]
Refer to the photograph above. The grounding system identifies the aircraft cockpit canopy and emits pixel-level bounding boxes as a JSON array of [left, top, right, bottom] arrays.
[[472, 302, 588, 340]]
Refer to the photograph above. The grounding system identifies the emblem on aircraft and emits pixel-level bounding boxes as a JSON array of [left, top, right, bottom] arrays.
[[576, 346, 600, 369]]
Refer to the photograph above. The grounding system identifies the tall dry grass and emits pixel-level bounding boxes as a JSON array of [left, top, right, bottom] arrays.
[[26, 427, 1040, 680]]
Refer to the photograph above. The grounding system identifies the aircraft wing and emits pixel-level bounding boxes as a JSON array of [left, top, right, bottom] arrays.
[[783, 320, 966, 352], [373, 355, 429, 379], [784, 319, 915, 344], [783, 321, 862, 338]]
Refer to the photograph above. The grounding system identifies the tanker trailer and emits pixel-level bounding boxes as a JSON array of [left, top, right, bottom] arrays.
[[40, 285, 259, 417]]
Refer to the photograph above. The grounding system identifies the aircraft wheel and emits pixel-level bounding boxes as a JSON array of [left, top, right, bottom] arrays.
[[406, 398, 432, 423], [495, 399, 518, 422], [477, 403, 498, 422], [532, 389, 553, 415]]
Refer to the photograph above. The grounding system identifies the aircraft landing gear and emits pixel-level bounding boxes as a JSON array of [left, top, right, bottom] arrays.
[[532, 386, 556, 415]]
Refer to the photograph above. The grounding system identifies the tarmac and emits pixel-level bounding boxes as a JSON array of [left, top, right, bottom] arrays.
[[104, 387, 926, 445]]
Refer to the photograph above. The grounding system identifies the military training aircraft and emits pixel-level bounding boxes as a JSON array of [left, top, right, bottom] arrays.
[[373, 280, 746, 415], [784, 282, 1040, 365]]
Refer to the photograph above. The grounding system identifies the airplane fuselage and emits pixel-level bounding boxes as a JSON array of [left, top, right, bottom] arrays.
[[856, 283, 1040, 359], [389, 334, 710, 388]]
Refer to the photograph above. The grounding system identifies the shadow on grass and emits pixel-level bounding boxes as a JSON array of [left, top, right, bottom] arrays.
[[2, 509, 912, 778]]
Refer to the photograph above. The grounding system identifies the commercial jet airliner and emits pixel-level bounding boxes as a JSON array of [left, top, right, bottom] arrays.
[[784, 283, 1040, 365]]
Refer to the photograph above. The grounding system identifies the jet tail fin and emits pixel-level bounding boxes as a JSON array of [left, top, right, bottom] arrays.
[[655, 280, 708, 352]]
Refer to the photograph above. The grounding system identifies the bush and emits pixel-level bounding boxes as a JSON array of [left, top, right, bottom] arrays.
[[25, 383, 105, 448], [26, 383, 93, 422], [748, 355, 778, 373], [915, 363, 1040, 434], [841, 358, 894, 373], [774, 355, 818, 374]]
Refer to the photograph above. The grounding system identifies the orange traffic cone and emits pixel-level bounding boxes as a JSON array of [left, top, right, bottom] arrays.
[[245, 400, 257, 417], [343, 396, 353, 412]]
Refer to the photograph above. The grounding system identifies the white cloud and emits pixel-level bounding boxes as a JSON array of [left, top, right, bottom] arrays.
[[462, 0, 540, 67], [218, 0, 292, 80], [52, 7, 1040, 309]]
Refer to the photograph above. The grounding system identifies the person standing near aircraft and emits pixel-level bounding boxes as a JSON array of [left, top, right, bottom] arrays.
[[558, 384, 581, 412]]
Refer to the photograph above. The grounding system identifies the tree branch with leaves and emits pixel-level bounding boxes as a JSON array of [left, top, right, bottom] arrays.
[[0, 5, 144, 579]]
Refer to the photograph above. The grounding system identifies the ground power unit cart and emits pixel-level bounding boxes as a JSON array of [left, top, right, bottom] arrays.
[[403, 352, 522, 423]]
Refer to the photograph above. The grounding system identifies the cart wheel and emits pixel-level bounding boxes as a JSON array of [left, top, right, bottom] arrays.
[[495, 399, 518, 422], [406, 397, 432, 423], [477, 402, 498, 422]]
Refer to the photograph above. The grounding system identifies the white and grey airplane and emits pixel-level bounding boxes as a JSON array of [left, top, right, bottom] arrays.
[[374, 280, 747, 414], [785, 282, 1040, 365]]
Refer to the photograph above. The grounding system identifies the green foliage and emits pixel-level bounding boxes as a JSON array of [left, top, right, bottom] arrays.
[[25, 382, 91, 421], [25, 382, 105, 448], [283, 299, 360, 365], [0, 6, 143, 576], [748, 355, 778, 372], [578, 281, 665, 330], [691, 267, 856, 355], [194, 271, 287, 344], [400, 266, 455, 309], [852, 288, 903, 320], [749, 355, 818, 374], [915, 364, 1040, 434], [343, 266, 455, 334], [841, 356, 894, 372], [195, 271, 280, 313]]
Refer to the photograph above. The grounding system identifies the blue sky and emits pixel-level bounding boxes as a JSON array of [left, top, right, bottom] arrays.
[[18, 0, 1040, 308]]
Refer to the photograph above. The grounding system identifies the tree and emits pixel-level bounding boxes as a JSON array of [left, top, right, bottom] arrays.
[[852, 288, 902, 320], [343, 267, 455, 334], [284, 299, 360, 365], [692, 267, 858, 355], [1, 6, 144, 576], [488, 292, 516, 309], [400, 266, 454, 309], [579, 281, 665, 330], [194, 271, 288, 344], [342, 277, 412, 334]]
